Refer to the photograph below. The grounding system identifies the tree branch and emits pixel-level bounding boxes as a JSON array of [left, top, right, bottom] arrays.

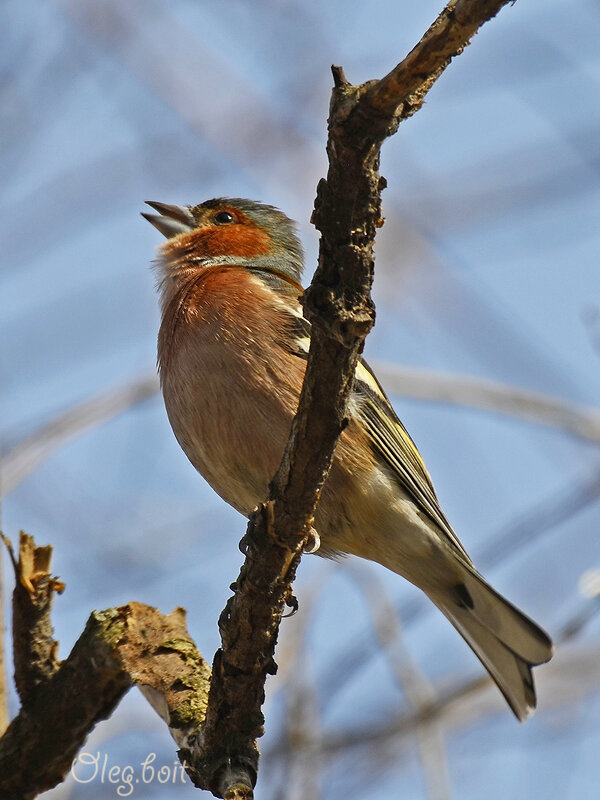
[[3, 359, 599, 502], [0, 2, 523, 796], [3, 532, 63, 705], [188, 1, 516, 796], [0, 607, 131, 799], [0, 535, 209, 800], [364, 0, 512, 122]]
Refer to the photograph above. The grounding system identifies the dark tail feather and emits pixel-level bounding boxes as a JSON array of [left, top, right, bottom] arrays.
[[431, 567, 553, 721]]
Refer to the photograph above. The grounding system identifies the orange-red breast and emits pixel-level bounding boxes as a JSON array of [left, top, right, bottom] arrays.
[[143, 197, 553, 720]]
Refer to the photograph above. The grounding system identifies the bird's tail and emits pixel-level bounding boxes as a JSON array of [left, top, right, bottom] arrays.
[[427, 564, 553, 721]]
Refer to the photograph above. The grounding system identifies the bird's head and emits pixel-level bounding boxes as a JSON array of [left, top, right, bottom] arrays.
[[143, 197, 305, 291]]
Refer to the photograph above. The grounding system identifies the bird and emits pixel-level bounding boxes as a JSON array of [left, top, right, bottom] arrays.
[[143, 197, 553, 721]]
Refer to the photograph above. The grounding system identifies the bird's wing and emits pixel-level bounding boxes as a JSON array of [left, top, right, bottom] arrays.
[[351, 359, 471, 560], [280, 304, 471, 561]]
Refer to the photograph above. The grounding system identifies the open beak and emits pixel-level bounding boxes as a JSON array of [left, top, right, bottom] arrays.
[[141, 201, 196, 239]]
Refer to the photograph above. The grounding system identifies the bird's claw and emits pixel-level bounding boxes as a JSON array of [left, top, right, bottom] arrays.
[[303, 527, 321, 554]]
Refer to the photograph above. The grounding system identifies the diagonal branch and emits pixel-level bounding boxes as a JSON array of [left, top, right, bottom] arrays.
[[364, 0, 512, 121], [186, 1, 516, 797], [0, 531, 210, 800], [0, 589, 209, 799]]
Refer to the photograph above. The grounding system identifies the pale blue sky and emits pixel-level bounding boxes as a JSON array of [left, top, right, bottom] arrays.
[[2, 1, 600, 798]]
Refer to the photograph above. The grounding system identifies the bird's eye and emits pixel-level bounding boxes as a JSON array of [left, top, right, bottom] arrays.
[[214, 211, 235, 224]]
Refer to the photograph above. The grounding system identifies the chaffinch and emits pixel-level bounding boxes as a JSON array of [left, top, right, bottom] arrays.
[[143, 197, 553, 720]]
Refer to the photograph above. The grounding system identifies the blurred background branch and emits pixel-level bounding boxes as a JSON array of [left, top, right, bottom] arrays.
[[3, 367, 599, 498]]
